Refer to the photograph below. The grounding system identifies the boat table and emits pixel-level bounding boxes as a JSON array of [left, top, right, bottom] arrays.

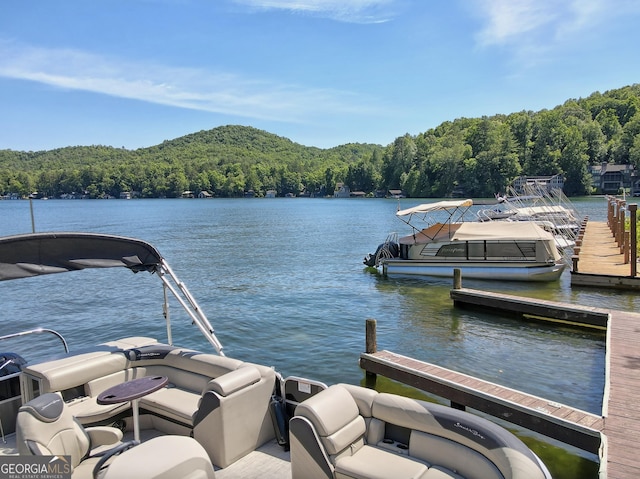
[[97, 376, 168, 442]]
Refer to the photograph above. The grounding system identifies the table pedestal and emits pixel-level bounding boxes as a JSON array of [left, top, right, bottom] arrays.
[[97, 376, 168, 442]]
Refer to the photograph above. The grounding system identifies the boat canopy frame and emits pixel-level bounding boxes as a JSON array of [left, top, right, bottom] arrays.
[[0, 232, 224, 356], [396, 199, 474, 241]]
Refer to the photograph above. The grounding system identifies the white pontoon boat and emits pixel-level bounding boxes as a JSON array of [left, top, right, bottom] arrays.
[[364, 199, 566, 282]]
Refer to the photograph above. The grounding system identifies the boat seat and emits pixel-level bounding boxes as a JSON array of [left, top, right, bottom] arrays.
[[290, 384, 548, 479], [290, 384, 431, 479], [16, 392, 215, 479], [101, 435, 215, 479]]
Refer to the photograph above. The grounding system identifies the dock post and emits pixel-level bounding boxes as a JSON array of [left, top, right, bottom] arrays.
[[616, 201, 625, 246], [609, 196, 616, 234], [453, 268, 462, 290], [611, 198, 620, 239], [630, 204, 637, 277], [365, 319, 377, 386], [624, 231, 630, 262]]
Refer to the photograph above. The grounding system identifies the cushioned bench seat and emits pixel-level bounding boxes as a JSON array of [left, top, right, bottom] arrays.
[[290, 384, 548, 479], [335, 444, 430, 479], [103, 435, 215, 479], [20, 338, 278, 469]]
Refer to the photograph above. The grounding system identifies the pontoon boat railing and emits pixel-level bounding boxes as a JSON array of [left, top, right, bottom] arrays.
[[157, 260, 225, 356], [0, 328, 69, 354], [374, 232, 399, 267]]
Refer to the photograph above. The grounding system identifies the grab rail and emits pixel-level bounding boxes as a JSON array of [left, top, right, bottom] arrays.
[[0, 328, 69, 354]]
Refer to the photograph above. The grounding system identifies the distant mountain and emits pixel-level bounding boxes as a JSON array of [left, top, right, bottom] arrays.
[[0, 125, 384, 198]]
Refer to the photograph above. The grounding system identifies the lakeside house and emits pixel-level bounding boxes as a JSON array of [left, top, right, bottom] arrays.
[[590, 163, 635, 195], [387, 189, 406, 199], [334, 183, 350, 198], [512, 175, 564, 194]]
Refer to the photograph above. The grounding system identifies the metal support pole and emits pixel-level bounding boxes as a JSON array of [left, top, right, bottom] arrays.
[[29, 198, 36, 233], [630, 204, 637, 277]]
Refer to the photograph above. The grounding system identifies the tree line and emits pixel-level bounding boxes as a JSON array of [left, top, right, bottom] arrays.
[[1, 84, 639, 199]]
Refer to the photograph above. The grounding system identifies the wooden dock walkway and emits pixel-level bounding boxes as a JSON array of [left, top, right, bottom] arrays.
[[601, 308, 640, 479], [572, 220, 640, 289], [360, 294, 640, 477]]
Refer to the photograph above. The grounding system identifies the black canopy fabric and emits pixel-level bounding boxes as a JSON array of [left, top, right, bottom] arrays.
[[0, 232, 164, 281]]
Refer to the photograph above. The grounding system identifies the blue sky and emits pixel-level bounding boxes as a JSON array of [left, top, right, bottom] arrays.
[[1, 0, 639, 152]]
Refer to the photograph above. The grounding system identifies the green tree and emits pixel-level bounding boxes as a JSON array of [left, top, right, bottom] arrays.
[[167, 170, 188, 198], [382, 134, 417, 190], [559, 125, 591, 195], [527, 111, 562, 176]]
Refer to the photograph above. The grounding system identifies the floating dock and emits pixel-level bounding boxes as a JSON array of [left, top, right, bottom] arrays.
[[360, 289, 640, 478], [450, 287, 608, 329]]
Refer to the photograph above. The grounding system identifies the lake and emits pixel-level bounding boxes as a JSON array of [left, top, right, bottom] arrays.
[[1, 195, 632, 478]]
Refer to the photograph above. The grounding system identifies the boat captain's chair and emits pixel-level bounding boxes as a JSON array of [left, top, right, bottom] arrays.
[[16, 392, 216, 479]]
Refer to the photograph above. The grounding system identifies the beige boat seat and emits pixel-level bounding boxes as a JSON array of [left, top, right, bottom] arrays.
[[16, 392, 215, 479], [290, 384, 431, 479], [290, 384, 548, 479], [100, 435, 215, 479]]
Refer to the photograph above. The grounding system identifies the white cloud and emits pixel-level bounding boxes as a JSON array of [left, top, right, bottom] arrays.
[[471, 0, 640, 73], [0, 40, 377, 122], [232, 0, 396, 23], [475, 0, 640, 48], [475, 0, 558, 47]]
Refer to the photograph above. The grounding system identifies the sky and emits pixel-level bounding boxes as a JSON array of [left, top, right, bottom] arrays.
[[1, 0, 640, 152]]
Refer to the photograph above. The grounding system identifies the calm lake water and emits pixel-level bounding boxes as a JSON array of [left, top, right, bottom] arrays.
[[1, 196, 633, 478]]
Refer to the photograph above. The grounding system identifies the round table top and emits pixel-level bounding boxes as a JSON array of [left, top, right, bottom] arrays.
[[97, 375, 168, 404]]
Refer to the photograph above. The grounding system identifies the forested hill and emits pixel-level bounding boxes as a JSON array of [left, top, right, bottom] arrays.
[[0, 126, 383, 198], [2, 84, 640, 198]]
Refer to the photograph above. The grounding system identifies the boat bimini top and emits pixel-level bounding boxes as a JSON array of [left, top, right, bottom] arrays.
[[396, 199, 474, 241], [0, 232, 224, 355], [396, 199, 474, 218]]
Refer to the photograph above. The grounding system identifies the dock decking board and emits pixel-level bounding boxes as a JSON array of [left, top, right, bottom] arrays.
[[603, 307, 640, 479], [575, 221, 631, 277], [572, 220, 640, 289]]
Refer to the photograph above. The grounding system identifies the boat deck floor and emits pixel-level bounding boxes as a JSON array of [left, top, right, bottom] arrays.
[[0, 430, 292, 479], [215, 440, 291, 479], [0, 434, 17, 456]]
